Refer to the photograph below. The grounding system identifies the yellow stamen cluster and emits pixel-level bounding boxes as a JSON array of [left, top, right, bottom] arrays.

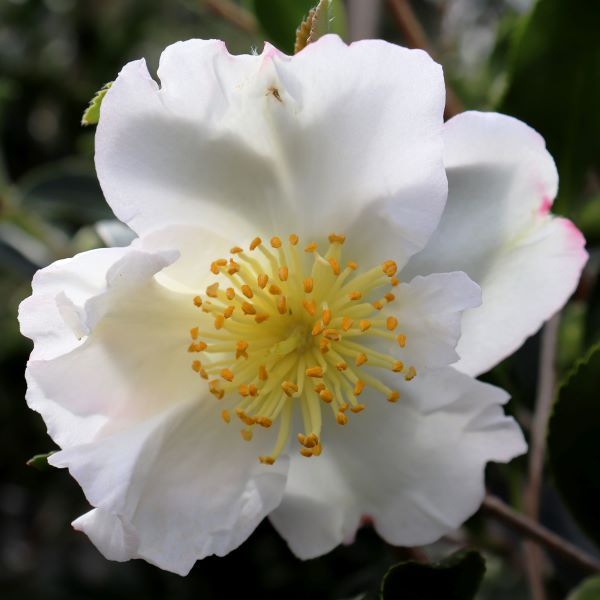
[[188, 234, 416, 464]]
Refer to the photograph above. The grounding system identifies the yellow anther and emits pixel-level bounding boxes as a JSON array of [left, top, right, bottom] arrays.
[[289, 233, 299, 245], [235, 340, 249, 359], [314, 382, 326, 393], [278, 266, 289, 281], [191, 360, 202, 372], [249, 384, 258, 396], [256, 416, 273, 428], [319, 338, 330, 353], [300, 448, 314, 458], [347, 260, 358, 270], [386, 316, 398, 331], [328, 257, 341, 275], [350, 403, 365, 413], [277, 295, 287, 314], [372, 300, 384, 310], [392, 360, 404, 372], [303, 299, 317, 316], [382, 259, 398, 277], [336, 361, 348, 371], [348, 291, 362, 301], [210, 262, 220, 275], [384, 292, 395, 303], [226, 287, 235, 300], [397, 333, 407, 347], [387, 390, 400, 403], [241, 429, 253, 441], [220, 368, 234, 382], [322, 308, 332, 326], [319, 388, 333, 403], [206, 282, 219, 298], [188, 341, 207, 352], [336, 412, 349, 425], [230, 246, 243, 254], [270, 236, 282, 248], [221, 409, 231, 423], [323, 328, 340, 341], [227, 259, 240, 275], [404, 366, 417, 381], [259, 455, 275, 465], [354, 380, 365, 395], [297, 433, 307, 445], [355, 353, 368, 366], [306, 366, 324, 378], [339, 402, 349, 413], [391, 276, 400, 286], [304, 241, 318, 252], [282, 381, 299, 396], [257, 273, 268, 289], [190, 326, 199, 339], [269, 284, 282, 295], [303, 277, 314, 293], [241, 284, 254, 298], [311, 320, 324, 336], [249, 236, 262, 250], [224, 305, 235, 318], [359, 319, 371, 332], [242, 302, 256, 315], [328, 233, 346, 244], [304, 433, 320, 448], [214, 315, 225, 329], [193, 295, 203, 307], [258, 365, 268, 380], [255, 313, 269, 323], [199, 368, 208, 379], [341, 316, 354, 331], [239, 384, 249, 397]]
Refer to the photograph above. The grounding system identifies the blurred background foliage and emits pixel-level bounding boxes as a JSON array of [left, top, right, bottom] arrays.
[[1, 0, 599, 598]]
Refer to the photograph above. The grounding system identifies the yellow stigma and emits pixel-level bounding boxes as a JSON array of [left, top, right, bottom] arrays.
[[187, 233, 416, 465]]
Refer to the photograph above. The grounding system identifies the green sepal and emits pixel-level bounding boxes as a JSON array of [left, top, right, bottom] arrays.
[[26, 451, 57, 470]]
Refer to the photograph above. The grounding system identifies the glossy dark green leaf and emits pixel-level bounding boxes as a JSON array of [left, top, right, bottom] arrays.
[[566, 575, 600, 600], [499, 0, 600, 215], [380, 550, 485, 600], [549, 341, 600, 547], [26, 451, 56, 470], [252, 0, 346, 54]]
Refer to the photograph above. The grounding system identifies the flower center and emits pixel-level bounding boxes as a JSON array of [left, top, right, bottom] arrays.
[[187, 234, 416, 464]]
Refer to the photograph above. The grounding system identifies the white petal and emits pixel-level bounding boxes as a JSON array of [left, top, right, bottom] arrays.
[[403, 111, 587, 375], [388, 272, 481, 371], [19, 243, 199, 448], [270, 368, 525, 558], [52, 398, 288, 575], [96, 36, 447, 266], [95, 219, 136, 247]]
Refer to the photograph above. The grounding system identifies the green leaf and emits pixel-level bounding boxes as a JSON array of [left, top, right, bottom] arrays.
[[380, 550, 485, 600], [499, 0, 600, 215], [81, 82, 112, 126], [548, 341, 600, 547], [566, 575, 600, 600], [253, 0, 346, 55], [26, 451, 56, 470]]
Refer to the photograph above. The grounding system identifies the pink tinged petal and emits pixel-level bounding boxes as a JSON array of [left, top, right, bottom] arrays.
[[403, 111, 588, 376], [95, 36, 447, 267], [51, 399, 288, 575], [388, 272, 481, 372], [270, 368, 525, 559]]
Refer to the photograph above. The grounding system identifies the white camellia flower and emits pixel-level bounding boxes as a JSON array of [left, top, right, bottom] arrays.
[[19, 36, 587, 575]]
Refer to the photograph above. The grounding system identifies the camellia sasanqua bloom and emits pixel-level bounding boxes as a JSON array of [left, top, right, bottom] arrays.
[[19, 35, 587, 575]]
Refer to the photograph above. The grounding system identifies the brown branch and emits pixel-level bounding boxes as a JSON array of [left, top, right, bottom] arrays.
[[385, 0, 463, 119], [482, 494, 600, 574], [204, 0, 258, 34], [522, 314, 561, 599]]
